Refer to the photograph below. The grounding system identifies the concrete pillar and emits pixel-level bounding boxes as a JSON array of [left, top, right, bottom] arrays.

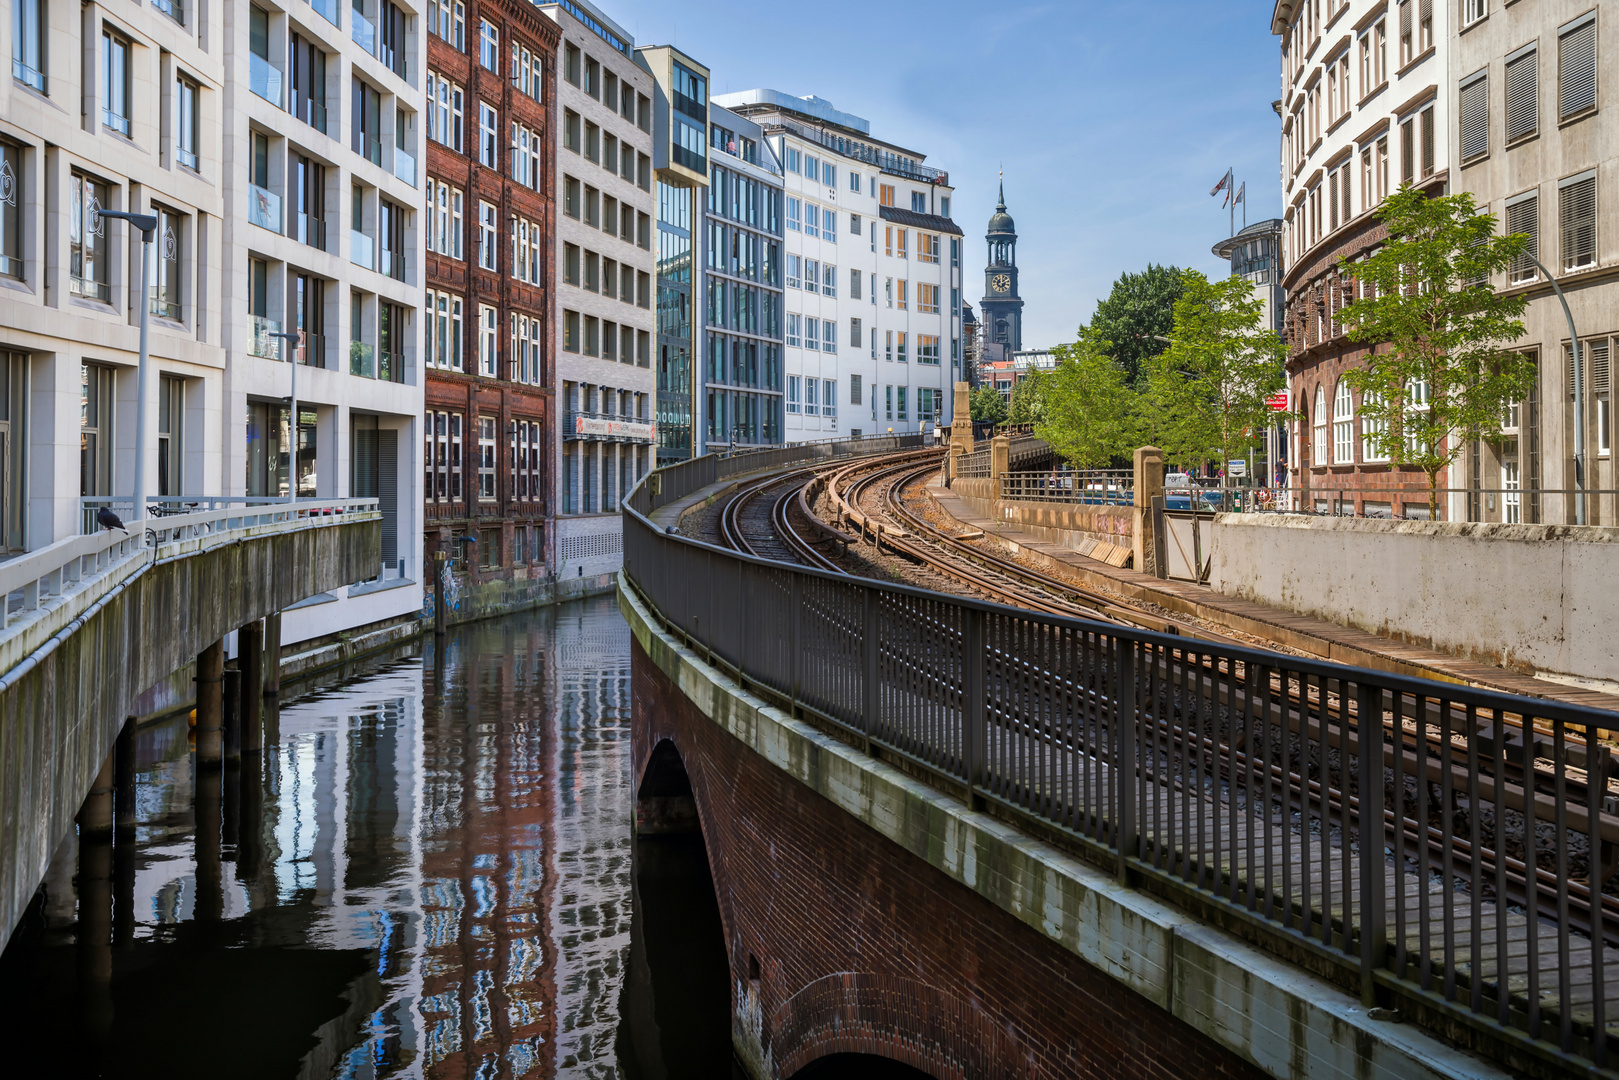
[[238, 753, 264, 881], [239, 619, 263, 753], [113, 718, 136, 835], [194, 766, 223, 923], [195, 639, 225, 768], [990, 434, 1010, 481], [1132, 446, 1165, 577], [80, 754, 115, 840], [222, 667, 242, 763], [263, 612, 282, 696], [950, 381, 974, 459], [78, 761, 115, 1040]]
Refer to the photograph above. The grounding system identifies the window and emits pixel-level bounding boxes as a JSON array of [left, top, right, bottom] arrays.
[[879, 183, 895, 208], [850, 268, 862, 300], [1333, 381, 1355, 463], [81, 363, 115, 497], [1398, 1, 1413, 66], [100, 28, 131, 136], [849, 171, 861, 193], [563, 43, 580, 86], [150, 205, 184, 320], [477, 416, 497, 500], [824, 208, 837, 242], [1377, 136, 1389, 201], [786, 196, 801, 231], [430, 0, 465, 49], [1312, 385, 1328, 464], [428, 73, 464, 151], [479, 19, 498, 72], [353, 77, 382, 165], [1505, 49, 1538, 142], [786, 313, 801, 348], [897, 387, 908, 421], [897, 280, 908, 310], [885, 385, 893, 420], [822, 320, 836, 353], [157, 376, 184, 496], [787, 375, 801, 413], [1560, 173, 1596, 271], [918, 335, 940, 365], [786, 253, 801, 289], [1507, 194, 1539, 284], [478, 304, 497, 376], [479, 102, 498, 168], [13, 0, 46, 92], [820, 261, 835, 296], [1361, 390, 1388, 462], [918, 283, 939, 314], [69, 172, 110, 302], [511, 123, 542, 188], [918, 388, 936, 423], [511, 43, 542, 100], [896, 332, 908, 363], [1374, 19, 1387, 85], [1462, 0, 1486, 29], [428, 179, 463, 258], [1420, 105, 1435, 178], [585, 56, 599, 99], [897, 229, 908, 259], [426, 291, 462, 369], [1358, 33, 1372, 96], [563, 109, 580, 153], [1401, 117, 1415, 185], [1460, 73, 1488, 162], [805, 317, 820, 352], [910, 191, 926, 213], [0, 142, 18, 279], [823, 379, 837, 418], [1559, 15, 1597, 119], [478, 200, 497, 269], [175, 77, 200, 169], [804, 203, 819, 239], [919, 234, 940, 264]]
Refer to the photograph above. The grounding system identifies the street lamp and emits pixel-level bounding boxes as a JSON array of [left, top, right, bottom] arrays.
[[267, 330, 305, 503], [1526, 254, 1586, 524], [98, 210, 158, 524]]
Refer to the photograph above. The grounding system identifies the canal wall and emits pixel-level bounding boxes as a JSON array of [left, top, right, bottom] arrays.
[[422, 561, 617, 627], [1211, 515, 1619, 683], [618, 578, 1503, 1080]]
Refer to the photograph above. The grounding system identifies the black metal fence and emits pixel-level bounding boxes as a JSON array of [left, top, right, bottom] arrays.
[[625, 447, 1619, 1074]]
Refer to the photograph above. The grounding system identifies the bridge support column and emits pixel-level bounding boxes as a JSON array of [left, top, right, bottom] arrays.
[[78, 759, 115, 1039], [112, 718, 137, 945], [263, 613, 282, 697], [990, 434, 1010, 482], [239, 620, 264, 753], [1132, 446, 1164, 577], [195, 639, 225, 768], [222, 667, 242, 764]]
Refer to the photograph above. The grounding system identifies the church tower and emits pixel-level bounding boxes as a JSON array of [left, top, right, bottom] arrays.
[[980, 181, 1024, 353]]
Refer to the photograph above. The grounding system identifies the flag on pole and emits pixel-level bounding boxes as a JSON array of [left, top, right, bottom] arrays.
[[1233, 181, 1245, 207], [1209, 169, 1232, 199]]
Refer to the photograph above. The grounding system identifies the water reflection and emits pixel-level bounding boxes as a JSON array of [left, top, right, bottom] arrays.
[[0, 596, 737, 1078]]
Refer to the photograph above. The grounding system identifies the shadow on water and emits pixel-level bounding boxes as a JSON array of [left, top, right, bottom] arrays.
[[615, 832, 741, 1080]]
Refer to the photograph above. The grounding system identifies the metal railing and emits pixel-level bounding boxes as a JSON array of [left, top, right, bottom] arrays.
[[1001, 469, 1133, 505], [623, 448, 1619, 1076], [954, 449, 991, 478], [639, 433, 925, 516], [1261, 485, 1619, 523]]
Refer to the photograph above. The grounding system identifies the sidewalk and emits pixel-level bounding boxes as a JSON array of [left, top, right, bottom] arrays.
[[925, 479, 1619, 712]]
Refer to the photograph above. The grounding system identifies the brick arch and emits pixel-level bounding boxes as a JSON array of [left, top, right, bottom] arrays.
[[770, 973, 1030, 1080]]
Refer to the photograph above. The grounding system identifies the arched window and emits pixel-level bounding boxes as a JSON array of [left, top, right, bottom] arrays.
[[1312, 385, 1328, 465], [1333, 381, 1355, 463]]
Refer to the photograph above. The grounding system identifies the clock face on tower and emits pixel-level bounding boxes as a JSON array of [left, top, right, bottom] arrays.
[[990, 273, 1011, 294]]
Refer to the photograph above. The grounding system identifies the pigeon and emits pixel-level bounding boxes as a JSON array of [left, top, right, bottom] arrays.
[[96, 507, 128, 534]]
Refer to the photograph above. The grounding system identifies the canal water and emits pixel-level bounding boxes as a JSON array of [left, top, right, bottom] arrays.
[[0, 596, 742, 1079]]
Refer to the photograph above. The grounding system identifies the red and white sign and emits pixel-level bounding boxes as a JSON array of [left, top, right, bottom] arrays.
[[1266, 392, 1290, 412], [575, 415, 655, 441]]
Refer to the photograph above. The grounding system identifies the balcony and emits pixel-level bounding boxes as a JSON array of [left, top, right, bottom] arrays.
[[249, 315, 283, 359], [378, 349, 403, 382], [351, 10, 376, 54], [249, 54, 283, 108], [291, 212, 327, 251], [248, 184, 282, 232], [298, 98, 328, 135], [394, 145, 416, 186], [310, 0, 340, 26], [350, 230, 375, 270], [349, 340, 374, 378], [357, 135, 382, 168]]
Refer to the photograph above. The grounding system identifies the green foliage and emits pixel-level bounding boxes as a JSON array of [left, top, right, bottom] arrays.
[[1006, 368, 1047, 426], [1337, 186, 1532, 515], [1035, 329, 1139, 468], [1087, 263, 1187, 388], [969, 384, 1008, 425], [1144, 270, 1286, 480]]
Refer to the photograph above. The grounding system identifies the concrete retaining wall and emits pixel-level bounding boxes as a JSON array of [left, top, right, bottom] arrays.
[[950, 477, 1134, 551], [1211, 515, 1619, 681]]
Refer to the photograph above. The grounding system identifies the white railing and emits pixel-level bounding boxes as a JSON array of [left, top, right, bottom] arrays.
[[0, 498, 379, 643]]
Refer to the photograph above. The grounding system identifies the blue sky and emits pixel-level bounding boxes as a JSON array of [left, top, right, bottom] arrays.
[[599, 0, 1284, 349]]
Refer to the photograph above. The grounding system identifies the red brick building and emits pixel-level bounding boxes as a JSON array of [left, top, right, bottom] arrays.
[[423, 0, 559, 606]]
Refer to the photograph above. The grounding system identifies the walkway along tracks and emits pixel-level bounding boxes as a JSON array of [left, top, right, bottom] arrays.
[[625, 443, 1619, 1078]]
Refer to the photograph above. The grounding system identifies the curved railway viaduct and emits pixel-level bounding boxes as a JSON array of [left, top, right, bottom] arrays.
[[622, 436, 1619, 1080]]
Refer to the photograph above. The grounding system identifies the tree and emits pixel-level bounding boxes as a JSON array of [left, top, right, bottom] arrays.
[[1144, 270, 1286, 482], [969, 384, 1008, 426], [1338, 187, 1532, 516], [1035, 329, 1139, 468], [1087, 264, 1188, 389], [1006, 368, 1047, 427]]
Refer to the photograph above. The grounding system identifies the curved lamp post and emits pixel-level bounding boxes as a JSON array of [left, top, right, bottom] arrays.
[[1525, 255, 1585, 524], [98, 211, 157, 524]]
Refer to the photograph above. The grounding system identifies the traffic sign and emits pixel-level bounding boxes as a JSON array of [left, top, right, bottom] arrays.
[[1266, 392, 1289, 412]]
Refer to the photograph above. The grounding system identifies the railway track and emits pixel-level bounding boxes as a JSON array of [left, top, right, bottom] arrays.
[[801, 450, 1619, 947]]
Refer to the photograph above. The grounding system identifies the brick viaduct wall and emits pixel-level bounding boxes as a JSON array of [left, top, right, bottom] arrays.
[[630, 637, 1269, 1080]]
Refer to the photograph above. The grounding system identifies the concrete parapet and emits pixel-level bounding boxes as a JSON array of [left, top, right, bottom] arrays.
[[990, 434, 1011, 480], [1133, 446, 1164, 578]]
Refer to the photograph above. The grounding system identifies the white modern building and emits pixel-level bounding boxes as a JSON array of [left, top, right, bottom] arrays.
[[541, 0, 656, 581], [0, 0, 228, 552], [715, 89, 960, 440], [222, 0, 425, 645]]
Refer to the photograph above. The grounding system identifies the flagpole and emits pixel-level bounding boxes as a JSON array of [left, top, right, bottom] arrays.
[[1230, 167, 1235, 238]]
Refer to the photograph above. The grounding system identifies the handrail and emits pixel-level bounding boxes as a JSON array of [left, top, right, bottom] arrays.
[[621, 446, 1619, 1075]]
